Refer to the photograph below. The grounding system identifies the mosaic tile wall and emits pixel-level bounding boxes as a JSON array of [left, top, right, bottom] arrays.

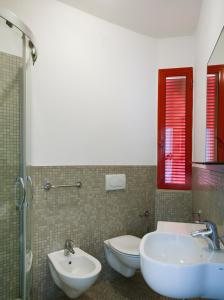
[[31, 166, 156, 300], [31, 165, 194, 300], [155, 189, 193, 225], [0, 52, 22, 300], [192, 165, 224, 236]]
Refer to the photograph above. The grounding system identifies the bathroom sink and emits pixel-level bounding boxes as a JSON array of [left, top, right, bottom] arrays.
[[140, 231, 224, 299]]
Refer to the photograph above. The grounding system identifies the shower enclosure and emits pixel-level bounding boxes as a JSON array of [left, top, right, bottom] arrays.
[[0, 9, 37, 300]]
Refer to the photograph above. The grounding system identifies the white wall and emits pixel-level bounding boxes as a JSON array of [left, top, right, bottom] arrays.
[[157, 36, 195, 69], [193, 0, 224, 162], [0, 0, 196, 166], [0, 0, 158, 166]]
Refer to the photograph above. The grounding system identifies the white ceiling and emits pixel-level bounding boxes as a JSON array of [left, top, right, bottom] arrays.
[[59, 0, 202, 38]]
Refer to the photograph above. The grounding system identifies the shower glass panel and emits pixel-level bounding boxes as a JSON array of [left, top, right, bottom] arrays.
[[0, 16, 23, 300], [23, 35, 33, 300], [0, 10, 37, 300]]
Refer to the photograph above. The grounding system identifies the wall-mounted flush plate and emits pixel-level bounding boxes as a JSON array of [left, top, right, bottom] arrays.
[[105, 174, 126, 191]]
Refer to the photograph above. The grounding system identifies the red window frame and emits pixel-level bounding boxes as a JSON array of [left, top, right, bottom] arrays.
[[207, 65, 224, 162], [157, 67, 193, 190]]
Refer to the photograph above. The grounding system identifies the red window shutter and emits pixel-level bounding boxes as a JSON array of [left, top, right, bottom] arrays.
[[206, 74, 217, 162], [158, 68, 193, 190], [206, 65, 224, 162]]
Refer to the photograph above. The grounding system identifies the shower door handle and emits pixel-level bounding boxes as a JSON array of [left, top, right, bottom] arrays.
[[15, 177, 26, 209], [27, 176, 33, 202]]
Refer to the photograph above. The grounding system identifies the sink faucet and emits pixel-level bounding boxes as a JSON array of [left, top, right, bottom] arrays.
[[64, 239, 75, 256], [191, 220, 220, 250]]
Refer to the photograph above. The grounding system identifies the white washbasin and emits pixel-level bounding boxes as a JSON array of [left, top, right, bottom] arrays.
[[140, 231, 224, 299]]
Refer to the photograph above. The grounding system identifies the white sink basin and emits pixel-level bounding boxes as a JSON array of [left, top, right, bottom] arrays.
[[140, 231, 224, 299]]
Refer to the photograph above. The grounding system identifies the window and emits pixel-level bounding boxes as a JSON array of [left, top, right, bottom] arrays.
[[206, 65, 224, 162], [157, 68, 193, 190]]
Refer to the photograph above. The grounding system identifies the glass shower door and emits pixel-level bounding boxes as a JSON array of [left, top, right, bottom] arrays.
[[0, 14, 34, 300], [21, 35, 33, 300], [0, 16, 23, 300]]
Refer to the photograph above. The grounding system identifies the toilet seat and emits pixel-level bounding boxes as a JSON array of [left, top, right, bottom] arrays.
[[108, 235, 141, 256]]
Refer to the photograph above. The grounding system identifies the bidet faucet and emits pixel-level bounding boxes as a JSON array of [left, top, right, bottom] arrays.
[[191, 220, 220, 250], [64, 239, 75, 256]]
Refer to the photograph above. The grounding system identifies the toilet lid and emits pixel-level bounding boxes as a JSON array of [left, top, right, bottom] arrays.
[[109, 235, 141, 256]]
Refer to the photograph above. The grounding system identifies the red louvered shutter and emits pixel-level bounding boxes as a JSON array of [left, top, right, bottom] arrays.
[[158, 68, 193, 190], [206, 65, 224, 162], [206, 74, 217, 162]]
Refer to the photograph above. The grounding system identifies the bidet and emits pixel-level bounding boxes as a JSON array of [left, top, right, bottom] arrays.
[[48, 248, 101, 299]]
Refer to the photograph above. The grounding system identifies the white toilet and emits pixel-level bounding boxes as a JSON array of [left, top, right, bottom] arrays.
[[104, 235, 141, 277], [48, 248, 101, 299]]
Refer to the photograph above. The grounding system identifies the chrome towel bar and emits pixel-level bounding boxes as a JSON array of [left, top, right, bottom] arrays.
[[43, 181, 82, 191]]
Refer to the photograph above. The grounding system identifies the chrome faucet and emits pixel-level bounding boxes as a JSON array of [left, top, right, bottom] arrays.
[[191, 220, 220, 250], [64, 239, 75, 256]]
